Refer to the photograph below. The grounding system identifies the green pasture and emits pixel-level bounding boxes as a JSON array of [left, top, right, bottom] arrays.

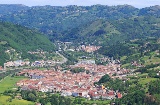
[[138, 78, 158, 86], [0, 95, 34, 105], [0, 76, 27, 93]]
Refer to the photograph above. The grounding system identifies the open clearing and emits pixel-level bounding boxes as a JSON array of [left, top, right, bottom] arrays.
[[0, 95, 34, 105], [0, 76, 27, 93]]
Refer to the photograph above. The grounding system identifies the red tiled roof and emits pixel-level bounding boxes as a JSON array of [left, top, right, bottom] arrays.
[[117, 92, 122, 98]]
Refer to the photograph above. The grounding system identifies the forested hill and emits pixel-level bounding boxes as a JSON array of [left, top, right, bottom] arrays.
[[62, 16, 160, 45], [0, 4, 29, 15], [0, 22, 55, 65], [0, 4, 160, 44], [0, 4, 138, 32]]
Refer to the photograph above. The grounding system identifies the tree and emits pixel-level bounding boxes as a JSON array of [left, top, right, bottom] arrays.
[[98, 74, 111, 84], [28, 93, 36, 102], [148, 80, 160, 95], [39, 98, 49, 105]]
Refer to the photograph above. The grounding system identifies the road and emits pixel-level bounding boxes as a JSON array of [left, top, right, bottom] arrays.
[[56, 51, 68, 64]]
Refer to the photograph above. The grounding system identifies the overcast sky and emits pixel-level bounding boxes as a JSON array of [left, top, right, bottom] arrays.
[[0, 0, 160, 8]]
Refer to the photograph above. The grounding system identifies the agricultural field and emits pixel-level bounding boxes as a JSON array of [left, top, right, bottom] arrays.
[[138, 78, 158, 86], [0, 95, 34, 105], [83, 100, 111, 105], [0, 76, 27, 93], [0, 75, 34, 105]]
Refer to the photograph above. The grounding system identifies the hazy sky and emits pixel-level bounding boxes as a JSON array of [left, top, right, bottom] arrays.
[[0, 0, 160, 8]]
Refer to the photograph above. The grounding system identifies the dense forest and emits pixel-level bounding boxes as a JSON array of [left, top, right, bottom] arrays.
[[0, 5, 160, 45]]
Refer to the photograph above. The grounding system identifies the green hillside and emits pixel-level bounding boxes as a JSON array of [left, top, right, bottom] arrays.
[[0, 4, 29, 15], [0, 5, 160, 45], [0, 22, 55, 66], [61, 15, 160, 45], [98, 38, 160, 69], [0, 4, 138, 33], [62, 19, 122, 44], [0, 4, 160, 65]]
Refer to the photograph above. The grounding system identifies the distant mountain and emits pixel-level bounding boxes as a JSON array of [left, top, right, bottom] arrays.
[[0, 4, 160, 45], [0, 4, 29, 15], [0, 5, 139, 41], [0, 21, 55, 66], [0, 4, 138, 32], [139, 5, 160, 17], [62, 15, 160, 45], [61, 19, 122, 45]]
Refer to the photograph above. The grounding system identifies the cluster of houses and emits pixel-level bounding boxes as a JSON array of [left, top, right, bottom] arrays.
[[131, 61, 144, 67], [27, 50, 46, 55], [70, 60, 130, 78], [16, 61, 127, 100], [16, 69, 122, 100], [31, 60, 56, 67], [3, 60, 55, 69], [4, 58, 61, 69], [4, 60, 30, 68], [81, 45, 101, 52]]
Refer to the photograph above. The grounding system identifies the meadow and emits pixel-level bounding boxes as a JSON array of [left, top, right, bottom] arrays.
[[0, 95, 34, 105], [0, 76, 27, 93], [0, 75, 35, 105]]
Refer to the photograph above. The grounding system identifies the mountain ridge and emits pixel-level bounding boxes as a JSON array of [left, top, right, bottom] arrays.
[[0, 4, 160, 45]]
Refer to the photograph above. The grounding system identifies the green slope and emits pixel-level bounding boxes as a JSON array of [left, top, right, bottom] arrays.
[[62, 19, 122, 45], [62, 15, 160, 45], [0, 22, 55, 66], [98, 38, 160, 69]]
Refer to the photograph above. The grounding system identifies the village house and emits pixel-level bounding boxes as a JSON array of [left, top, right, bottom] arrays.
[[0, 66, 3, 70]]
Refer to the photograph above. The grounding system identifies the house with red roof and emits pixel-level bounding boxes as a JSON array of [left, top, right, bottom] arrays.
[[116, 92, 122, 99]]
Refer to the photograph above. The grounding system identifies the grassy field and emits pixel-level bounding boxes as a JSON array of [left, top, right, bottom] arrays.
[[0, 95, 34, 105], [0, 76, 34, 105], [138, 77, 158, 92], [136, 73, 148, 77], [83, 99, 111, 105], [0, 76, 27, 93], [121, 63, 130, 68], [120, 56, 127, 61], [38, 67, 48, 70], [68, 95, 111, 105], [138, 78, 158, 85]]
